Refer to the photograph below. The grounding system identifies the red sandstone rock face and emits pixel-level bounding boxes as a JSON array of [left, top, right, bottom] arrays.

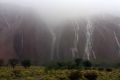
[[0, 4, 120, 65], [0, 4, 52, 65], [0, 4, 21, 61], [92, 16, 120, 62], [57, 16, 120, 63], [0, 35, 17, 60]]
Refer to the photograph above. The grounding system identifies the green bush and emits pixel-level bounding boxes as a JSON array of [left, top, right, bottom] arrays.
[[8, 59, 19, 68], [68, 70, 82, 80], [21, 60, 31, 68], [84, 70, 98, 80]]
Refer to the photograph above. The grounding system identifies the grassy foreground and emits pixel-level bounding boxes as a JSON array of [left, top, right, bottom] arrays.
[[0, 66, 120, 80]]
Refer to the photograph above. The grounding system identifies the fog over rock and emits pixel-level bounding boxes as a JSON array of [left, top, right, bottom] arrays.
[[0, 4, 52, 65], [0, 3, 120, 65]]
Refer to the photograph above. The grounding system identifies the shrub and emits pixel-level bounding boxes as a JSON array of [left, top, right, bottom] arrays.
[[26, 77, 35, 80], [68, 70, 82, 80], [84, 70, 98, 80], [75, 58, 82, 67], [98, 67, 104, 71], [8, 59, 19, 68], [105, 68, 112, 72], [83, 60, 92, 68], [12, 69, 22, 77], [21, 60, 31, 68], [0, 59, 4, 66]]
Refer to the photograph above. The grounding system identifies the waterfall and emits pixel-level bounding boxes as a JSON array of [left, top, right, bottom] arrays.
[[84, 19, 96, 60], [50, 29, 56, 60], [17, 31, 24, 60], [1, 10, 24, 60], [71, 21, 79, 58], [56, 32, 62, 60], [114, 31, 120, 54]]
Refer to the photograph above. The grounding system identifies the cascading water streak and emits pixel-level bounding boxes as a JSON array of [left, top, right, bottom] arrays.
[[56, 32, 62, 60], [71, 21, 79, 58], [1, 11, 24, 60], [84, 19, 96, 60], [114, 31, 120, 54], [50, 29, 56, 60]]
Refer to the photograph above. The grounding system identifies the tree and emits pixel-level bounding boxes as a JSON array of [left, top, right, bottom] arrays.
[[83, 60, 92, 67], [8, 59, 19, 68], [75, 58, 82, 67], [0, 59, 4, 66], [21, 60, 31, 68]]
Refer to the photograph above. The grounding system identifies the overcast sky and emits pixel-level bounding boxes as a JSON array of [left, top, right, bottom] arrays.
[[1, 0, 120, 25]]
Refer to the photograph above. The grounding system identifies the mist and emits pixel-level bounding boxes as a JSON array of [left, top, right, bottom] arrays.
[[1, 0, 120, 26]]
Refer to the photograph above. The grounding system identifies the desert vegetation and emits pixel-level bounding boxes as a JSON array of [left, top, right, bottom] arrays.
[[0, 58, 119, 80]]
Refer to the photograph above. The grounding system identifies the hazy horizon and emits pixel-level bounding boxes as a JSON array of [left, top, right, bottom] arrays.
[[1, 0, 120, 26]]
